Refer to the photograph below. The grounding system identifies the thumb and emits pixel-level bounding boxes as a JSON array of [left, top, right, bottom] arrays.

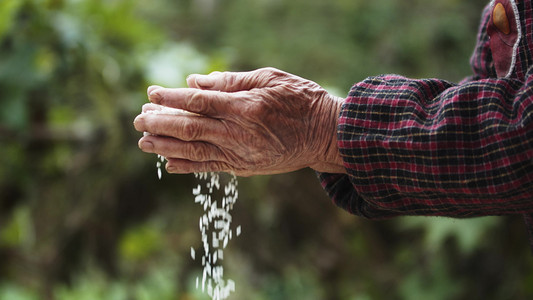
[[186, 68, 282, 92]]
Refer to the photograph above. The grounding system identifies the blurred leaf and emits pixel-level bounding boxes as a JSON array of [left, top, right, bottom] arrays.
[[0, 91, 28, 131], [143, 43, 209, 87], [47, 106, 76, 127], [119, 224, 163, 262], [261, 266, 325, 300], [0, 0, 23, 40], [398, 258, 462, 300], [54, 268, 128, 300], [35, 46, 58, 78], [400, 216, 500, 254], [0, 205, 34, 248], [134, 267, 179, 300], [41, 144, 74, 174], [0, 283, 40, 300]]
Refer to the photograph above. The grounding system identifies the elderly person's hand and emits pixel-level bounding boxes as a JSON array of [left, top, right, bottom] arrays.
[[133, 67, 345, 177]]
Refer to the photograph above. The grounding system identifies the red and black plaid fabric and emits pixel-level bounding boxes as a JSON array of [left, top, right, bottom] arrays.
[[319, 0, 533, 246]]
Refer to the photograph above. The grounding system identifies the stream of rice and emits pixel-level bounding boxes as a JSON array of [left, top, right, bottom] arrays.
[[144, 106, 240, 299]]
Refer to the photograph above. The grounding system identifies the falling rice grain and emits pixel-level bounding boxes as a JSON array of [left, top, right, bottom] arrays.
[[191, 172, 240, 299], [143, 105, 240, 299]]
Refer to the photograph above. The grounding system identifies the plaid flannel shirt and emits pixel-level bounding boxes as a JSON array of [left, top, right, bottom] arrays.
[[318, 0, 533, 245]]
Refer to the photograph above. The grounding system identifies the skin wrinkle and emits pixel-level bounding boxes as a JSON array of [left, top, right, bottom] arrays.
[[245, 87, 298, 151], [226, 96, 286, 161], [191, 141, 213, 162], [176, 117, 198, 142], [303, 81, 343, 170], [257, 89, 296, 149], [318, 96, 344, 172], [136, 67, 345, 176], [217, 114, 284, 171], [188, 90, 207, 115]]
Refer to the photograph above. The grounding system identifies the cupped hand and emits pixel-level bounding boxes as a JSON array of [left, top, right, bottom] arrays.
[[133, 67, 345, 176]]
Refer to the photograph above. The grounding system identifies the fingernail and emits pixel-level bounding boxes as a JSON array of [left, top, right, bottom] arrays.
[[166, 166, 176, 173], [149, 90, 161, 103], [186, 74, 196, 88], [141, 141, 154, 151], [147, 85, 162, 95], [196, 75, 216, 88], [133, 115, 143, 130]]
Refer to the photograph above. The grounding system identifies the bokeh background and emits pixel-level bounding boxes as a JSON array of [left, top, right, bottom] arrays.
[[1, 0, 533, 299]]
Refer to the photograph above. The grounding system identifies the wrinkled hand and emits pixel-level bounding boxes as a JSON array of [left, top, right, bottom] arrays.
[[133, 67, 345, 176]]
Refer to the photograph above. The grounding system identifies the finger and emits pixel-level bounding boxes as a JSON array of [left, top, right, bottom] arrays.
[[186, 67, 285, 92], [165, 159, 260, 177], [138, 135, 227, 162], [134, 113, 226, 142], [165, 158, 230, 174], [141, 103, 163, 113], [148, 87, 241, 117], [142, 103, 195, 117]]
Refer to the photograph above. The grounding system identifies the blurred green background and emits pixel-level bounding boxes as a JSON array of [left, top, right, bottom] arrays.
[[1, 0, 533, 299]]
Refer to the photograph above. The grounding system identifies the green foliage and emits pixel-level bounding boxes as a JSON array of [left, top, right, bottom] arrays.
[[0, 0, 23, 43], [398, 257, 462, 300], [0, 205, 33, 248], [54, 269, 128, 300], [1, 0, 532, 299], [0, 282, 39, 300], [119, 223, 163, 263], [54, 263, 179, 300], [400, 216, 500, 254]]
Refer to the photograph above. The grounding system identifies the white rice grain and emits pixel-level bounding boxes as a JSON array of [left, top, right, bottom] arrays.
[[143, 106, 241, 299], [190, 172, 240, 300]]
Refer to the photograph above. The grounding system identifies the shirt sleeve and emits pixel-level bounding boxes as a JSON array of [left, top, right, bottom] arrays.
[[320, 73, 533, 219], [318, 1, 533, 220]]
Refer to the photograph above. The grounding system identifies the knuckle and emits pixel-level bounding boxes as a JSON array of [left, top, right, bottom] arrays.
[[144, 115, 158, 131], [258, 67, 278, 74], [254, 67, 288, 87], [210, 161, 227, 173], [190, 143, 210, 162], [260, 67, 285, 78], [180, 118, 200, 141], [223, 71, 237, 89], [189, 91, 210, 113], [245, 101, 267, 117], [243, 91, 271, 115]]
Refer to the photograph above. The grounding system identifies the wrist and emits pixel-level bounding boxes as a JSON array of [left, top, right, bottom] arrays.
[[310, 95, 346, 174]]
